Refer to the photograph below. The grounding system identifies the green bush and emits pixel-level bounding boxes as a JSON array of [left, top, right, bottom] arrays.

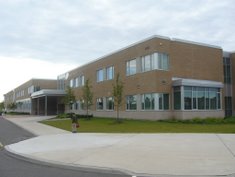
[[56, 113, 93, 119], [7, 112, 30, 115], [159, 117, 235, 124]]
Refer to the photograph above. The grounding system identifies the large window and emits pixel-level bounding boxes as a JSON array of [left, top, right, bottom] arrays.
[[174, 87, 181, 110], [175, 86, 222, 110], [142, 93, 169, 110], [184, 87, 192, 110], [96, 98, 104, 110], [141, 52, 169, 72], [126, 59, 137, 76], [223, 57, 231, 84], [97, 69, 104, 82], [106, 66, 114, 80], [126, 95, 137, 110], [106, 97, 114, 110]]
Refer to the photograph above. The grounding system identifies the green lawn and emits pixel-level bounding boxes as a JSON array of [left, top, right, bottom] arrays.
[[40, 117, 235, 133]]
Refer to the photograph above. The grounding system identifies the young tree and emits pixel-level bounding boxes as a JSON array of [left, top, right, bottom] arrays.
[[82, 79, 93, 119], [0, 102, 5, 112], [112, 73, 124, 123], [63, 86, 76, 112], [7, 102, 17, 111]]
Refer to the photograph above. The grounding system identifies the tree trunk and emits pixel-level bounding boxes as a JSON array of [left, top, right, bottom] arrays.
[[117, 105, 120, 123]]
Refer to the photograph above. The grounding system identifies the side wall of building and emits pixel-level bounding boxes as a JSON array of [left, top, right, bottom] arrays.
[[65, 37, 224, 120], [4, 79, 57, 113], [231, 53, 235, 115]]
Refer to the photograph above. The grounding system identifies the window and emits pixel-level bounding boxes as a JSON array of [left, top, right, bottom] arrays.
[[76, 75, 85, 87], [70, 79, 74, 88], [142, 93, 169, 110], [97, 69, 104, 82], [106, 97, 114, 110], [28, 86, 34, 94], [178, 86, 222, 110], [209, 88, 217, 110], [141, 52, 169, 72], [75, 78, 79, 87], [74, 101, 79, 110], [142, 55, 151, 72], [126, 59, 136, 76], [225, 96, 232, 117], [96, 98, 104, 110], [106, 66, 114, 80], [163, 94, 169, 110], [142, 94, 153, 110], [184, 87, 192, 110], [197, 87, 205, 109], [126, 95, 137, 110], [174, 87, 181, 110], [159, 53, 169, 70], [223, 57, 231, 84]]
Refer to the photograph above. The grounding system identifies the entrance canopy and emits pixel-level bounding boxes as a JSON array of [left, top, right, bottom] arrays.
[[172, 78, 223, 88], [31, 89, 66, 116], [31, 89, 66, 98]]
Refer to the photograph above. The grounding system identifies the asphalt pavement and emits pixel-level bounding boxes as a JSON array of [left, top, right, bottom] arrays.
[[0, 117, 129, 177]]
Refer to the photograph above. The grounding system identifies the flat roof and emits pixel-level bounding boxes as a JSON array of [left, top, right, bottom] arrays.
[[62, 35, 223, 76], [172, 78, 223, 88], [31, 89, 66, 99]]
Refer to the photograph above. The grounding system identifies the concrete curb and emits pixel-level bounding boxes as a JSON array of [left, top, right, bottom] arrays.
[[5, 145, 235, 177], [4, 146, 133, 177]]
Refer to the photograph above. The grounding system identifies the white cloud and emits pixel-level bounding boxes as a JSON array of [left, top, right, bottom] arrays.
[[0, 57, 77, 101], [0, 0, 235, 101]]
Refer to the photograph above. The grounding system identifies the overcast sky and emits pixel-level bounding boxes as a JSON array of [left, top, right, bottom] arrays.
[[0, 0, 235, 102]]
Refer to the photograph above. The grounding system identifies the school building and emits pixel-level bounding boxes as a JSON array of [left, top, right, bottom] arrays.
[[4, 35, 235, 120]]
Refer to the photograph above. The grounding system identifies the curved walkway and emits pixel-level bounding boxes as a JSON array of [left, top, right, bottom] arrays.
[[4, 116, 235, 177]]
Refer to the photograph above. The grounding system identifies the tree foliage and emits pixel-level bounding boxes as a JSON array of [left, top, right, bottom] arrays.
[[7, 102, 17, 110], [82, 79, 93, 119], [112, 73, 124, 123], [0, 102, 5, 111], [63, 86, 76, 109]]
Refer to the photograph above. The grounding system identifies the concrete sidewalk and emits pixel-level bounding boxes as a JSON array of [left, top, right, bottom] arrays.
[[4, 115, 69, 135], [4, 116, 235, 176]]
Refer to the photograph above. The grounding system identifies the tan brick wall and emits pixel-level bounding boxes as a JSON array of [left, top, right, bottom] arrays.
[[66, 37, 224, 119], [231, 53, 235, 112], [4, 79, 57, 108]]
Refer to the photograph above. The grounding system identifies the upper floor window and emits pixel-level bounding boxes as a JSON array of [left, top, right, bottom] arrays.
[[75, 75, 85, 87], [141, 52, 169, 72], [97, 69, 104, 82], [141, 55, 151, 72], [223, 57, 231, 84], [70, 79, 74, 88], [28, 86, 34, 94], [106, 66, 114, 80], [126, 59, 136, 76]]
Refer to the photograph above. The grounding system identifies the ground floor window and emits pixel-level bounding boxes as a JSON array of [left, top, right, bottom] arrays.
[[141, 93, 169, 110], [174, 86, 222, 110], [225, 96, 232, 117], [106, 97, 114, 110], [96, 98, 104, 110], [126, 95, 137, 110]]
